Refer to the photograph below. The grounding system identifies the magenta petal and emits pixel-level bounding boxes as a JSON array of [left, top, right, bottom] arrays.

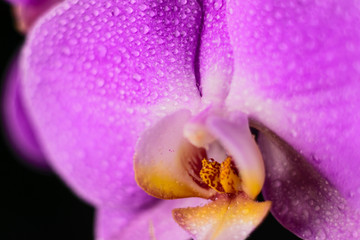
[[2, 57, 46, 168], [197, 0, 234, 104], [95, 198, 208, 240], [259, 132, 360, 239], [226, 0, 360, 207], [20, 0, 202, 208]]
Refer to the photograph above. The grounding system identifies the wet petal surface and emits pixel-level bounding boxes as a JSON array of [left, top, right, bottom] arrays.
[[21, 0, 202, 208], [96, 198, 208, 240], [259, 130, 360, 240], [226, 0, 360, 208]]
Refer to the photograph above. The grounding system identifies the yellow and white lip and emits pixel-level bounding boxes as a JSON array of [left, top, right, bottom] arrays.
[[133, 108, 269, 239], [173, 193, 271, 240], [134, 109, 216, 200], [135, 108, 265, 200]]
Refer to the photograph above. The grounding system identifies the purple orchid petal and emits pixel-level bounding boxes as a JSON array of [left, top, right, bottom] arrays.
[[20, 0, 202, 208], [197, 0, 234, 104], [2, 56, 47, 168], [96, 198, 208, 240], [258, 131, 360, 239], [225, 0, 360, 208]]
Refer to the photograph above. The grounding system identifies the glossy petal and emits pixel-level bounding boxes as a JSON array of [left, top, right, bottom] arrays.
[[225, 0, 360, 207], [135, 109, 214, 199], [2, 56, 46, 168], [258, 131, 360, 239], [96, 198, 208, 240], [21, 0, 202, 208], [173, 193, 271, 240]]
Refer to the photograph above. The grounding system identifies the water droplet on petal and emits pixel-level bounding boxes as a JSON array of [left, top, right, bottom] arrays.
[[143, 25, 150, 34], [273, 180, 282, 187], [126, 7, 134, 14], [133, 73, 142, 82], [214, 0, 223, 10]]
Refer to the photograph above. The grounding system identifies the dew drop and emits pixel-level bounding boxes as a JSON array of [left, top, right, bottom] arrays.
[[143, 25, 150, 34], [131, 50, 140, 56], [214, 0, 223, 10], [157, 70, 165, 77], [97, 45, 107, 57], [126, 7, 134, 14], [139, 3, 148, 11], [303, 229, 312, 238], [133, 73, 142, 82], [273, 180, 282, 187], [315, 229, 326, 240], [62, 46, 71, 55], [97, 78, 105, 87], [113, 7, 120, 16]]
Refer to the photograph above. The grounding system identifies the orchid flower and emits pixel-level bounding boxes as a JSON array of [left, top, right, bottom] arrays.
[[4, 0, 360, 239]]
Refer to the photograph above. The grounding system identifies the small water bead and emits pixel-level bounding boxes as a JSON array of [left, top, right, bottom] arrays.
[[214, 0, 223, 10], [126, 6, 133, 14], [143, 25, 150, 34], [112, 7, 121, 16], [273, 180, 282, 187], [132, 73, 142, 82], [96, 78, 105, 87]]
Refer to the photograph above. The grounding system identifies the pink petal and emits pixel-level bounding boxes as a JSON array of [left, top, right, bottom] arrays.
[[259, 131, 360, 239], [21, 0, 202, 208], [96, 198, 208, 240], [2, 56, 46, 168], [197, 0, 234, 104], [225, 0, 360, 208]]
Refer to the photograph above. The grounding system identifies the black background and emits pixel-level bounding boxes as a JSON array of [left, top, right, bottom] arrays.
[[0, 2, 300, 239]]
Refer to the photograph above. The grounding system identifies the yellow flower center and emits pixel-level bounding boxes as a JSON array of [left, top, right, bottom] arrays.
[[200, 157, 242, 194]]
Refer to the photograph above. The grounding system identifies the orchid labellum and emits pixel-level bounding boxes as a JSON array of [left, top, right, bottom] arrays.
[[3, 0, 360, 239]]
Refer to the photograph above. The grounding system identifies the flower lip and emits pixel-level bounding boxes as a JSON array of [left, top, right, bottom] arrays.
[[134, 109, 217, 200], [134, 108, 265, 200]]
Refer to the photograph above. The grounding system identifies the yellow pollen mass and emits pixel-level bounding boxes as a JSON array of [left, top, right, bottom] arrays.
[[200, 157, 242, 194]]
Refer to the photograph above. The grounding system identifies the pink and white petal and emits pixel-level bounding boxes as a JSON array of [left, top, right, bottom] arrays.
[[2, 56, 47, 169], [135, 109, 215, 200], [197, 0, 234, 105], [225, 0, 360, 207], [206, 113, 265, 199], [96, 198, 208, 240], [21, 0, 202, 208], [258, 132, 360, 240], [95, 206, 137, 240]]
